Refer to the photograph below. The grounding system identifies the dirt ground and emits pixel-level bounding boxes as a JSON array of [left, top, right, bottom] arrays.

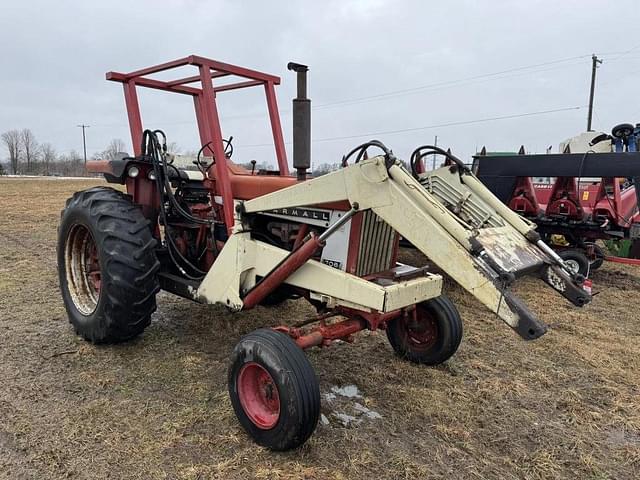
[[0, 177, 639, 480]]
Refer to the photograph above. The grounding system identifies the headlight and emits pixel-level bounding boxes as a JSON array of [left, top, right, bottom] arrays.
[[127, 166, 140, 178], [148, 170, 156, 180]]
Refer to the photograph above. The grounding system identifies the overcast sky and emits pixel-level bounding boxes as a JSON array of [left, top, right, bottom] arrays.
[[1, 0, 639, 169]]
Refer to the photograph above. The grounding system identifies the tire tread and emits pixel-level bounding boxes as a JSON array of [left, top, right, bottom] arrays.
[[58, 186, 159, 344]]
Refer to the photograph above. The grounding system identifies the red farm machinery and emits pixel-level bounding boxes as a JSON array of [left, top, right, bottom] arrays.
[[473, 124, 640, 276], [58, 56, 591, 450]]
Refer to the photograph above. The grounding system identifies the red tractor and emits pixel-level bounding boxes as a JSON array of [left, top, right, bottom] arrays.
[[58, 56, 589, 450]]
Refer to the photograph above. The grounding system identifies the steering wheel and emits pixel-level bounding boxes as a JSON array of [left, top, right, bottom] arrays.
[[223, 137, 234, 158], [196, 137, 234, 168]]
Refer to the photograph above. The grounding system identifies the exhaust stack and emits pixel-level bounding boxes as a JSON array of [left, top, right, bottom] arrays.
[[287, 62, 311, 180]]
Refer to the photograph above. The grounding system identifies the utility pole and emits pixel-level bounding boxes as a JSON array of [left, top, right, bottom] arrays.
[[77, 124, 90, 164], [432, 135, 438, 170], [587, 54, 602, 131]]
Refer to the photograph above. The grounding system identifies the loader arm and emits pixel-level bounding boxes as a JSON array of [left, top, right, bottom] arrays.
[[231, 156, 590, 340]]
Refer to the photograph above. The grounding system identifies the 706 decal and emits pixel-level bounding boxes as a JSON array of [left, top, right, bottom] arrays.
[[322, 259, 342, 269]]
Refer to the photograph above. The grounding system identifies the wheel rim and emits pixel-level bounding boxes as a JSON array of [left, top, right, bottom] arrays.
[[65, 224, 101, 315], [237, 362, 280, 430], [564, 259, 580, 274], [403, 304, 439, 352]]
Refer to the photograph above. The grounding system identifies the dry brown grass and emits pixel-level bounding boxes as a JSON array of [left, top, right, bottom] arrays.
[[0, 177, 639, 479]]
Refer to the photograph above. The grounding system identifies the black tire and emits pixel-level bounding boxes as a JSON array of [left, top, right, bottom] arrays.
[[228, 328, 320, 451], [584, 242, 605, 270], [558, 249, 590, 277], [612, 123, 634, 139], [57, 187, 160, 344], [386, 295, 463, 365]]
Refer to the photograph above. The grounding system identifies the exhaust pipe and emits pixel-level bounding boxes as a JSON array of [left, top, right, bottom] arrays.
[[287, 62, 311, 181]]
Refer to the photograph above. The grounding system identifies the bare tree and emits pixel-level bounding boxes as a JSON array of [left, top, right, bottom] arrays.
[[54, 150, 85, 177], [100, 138, 128, 161], [167, 141, 181, 154], [312, 163, 341, 176], [1, 129, 21, 174], [20, 128, 38, 173], [41, 143, 57, 176]]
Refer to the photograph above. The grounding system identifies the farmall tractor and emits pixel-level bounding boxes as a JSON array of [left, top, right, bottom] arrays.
[[58, 56, 590, 450]]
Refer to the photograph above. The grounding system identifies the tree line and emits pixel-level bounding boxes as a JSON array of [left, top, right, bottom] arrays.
[[0, 129, 357, 178], [0, 128, 130, 177]]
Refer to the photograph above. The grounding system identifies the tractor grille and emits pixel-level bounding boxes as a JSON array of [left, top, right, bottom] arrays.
[[356, 210, 397, 276], [420, 175, 504, 229]]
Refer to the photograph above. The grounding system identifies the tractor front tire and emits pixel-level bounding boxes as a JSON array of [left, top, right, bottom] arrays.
[[386, 295, 463, 365], [228, 329, 320, 451], [57, 187, 159, 344]]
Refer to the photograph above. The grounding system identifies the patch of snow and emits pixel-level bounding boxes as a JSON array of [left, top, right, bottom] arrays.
[[331, 385, 362, 398], [353, 402, 382, 419], [323, 385, 382, 428], [324, 392, 337, 402], [333, 412, 359, 427], [3, 175, 103, 180]]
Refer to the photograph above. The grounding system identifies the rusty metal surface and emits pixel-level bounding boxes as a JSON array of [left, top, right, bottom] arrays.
[[475, 227, 546, 272]]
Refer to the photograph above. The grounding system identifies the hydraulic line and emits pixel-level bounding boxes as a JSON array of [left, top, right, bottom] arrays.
[[143, 129, 213, 279]]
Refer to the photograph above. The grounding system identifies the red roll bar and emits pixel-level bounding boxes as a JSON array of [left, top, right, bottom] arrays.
[[106, 55, 290, 231]]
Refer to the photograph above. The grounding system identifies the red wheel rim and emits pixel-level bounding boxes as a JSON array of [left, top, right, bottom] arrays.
[[237, 362, 280, 429], [404, 305, 439, 352]]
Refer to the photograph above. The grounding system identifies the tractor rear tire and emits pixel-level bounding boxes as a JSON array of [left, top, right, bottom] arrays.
[[558, 249, 590, 277], [58, 187, 160, 344], [228, 328, 320, 451], [386, 295, 463, 366]]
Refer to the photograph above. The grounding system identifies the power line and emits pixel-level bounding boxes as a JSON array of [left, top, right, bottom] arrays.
[[90, 54, 595, 128], [89, 53, 625, 131], [606, 43, 640, 63], [242, 105, 585, 147], [312, 60, 590, 111], [315, 106, 585, 142], [224, 55, 592, 119], [313, 55, 592, 109]]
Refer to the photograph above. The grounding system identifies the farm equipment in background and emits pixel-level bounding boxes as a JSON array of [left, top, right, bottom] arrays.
[[57, 56, 589, 451], [472, 124, 640, 276]]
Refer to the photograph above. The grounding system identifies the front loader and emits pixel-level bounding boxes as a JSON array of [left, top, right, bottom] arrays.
[[57, 56, 590, 451]]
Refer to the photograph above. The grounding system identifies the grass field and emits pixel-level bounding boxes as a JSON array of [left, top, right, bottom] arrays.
[[0, 177, 639, 479]]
